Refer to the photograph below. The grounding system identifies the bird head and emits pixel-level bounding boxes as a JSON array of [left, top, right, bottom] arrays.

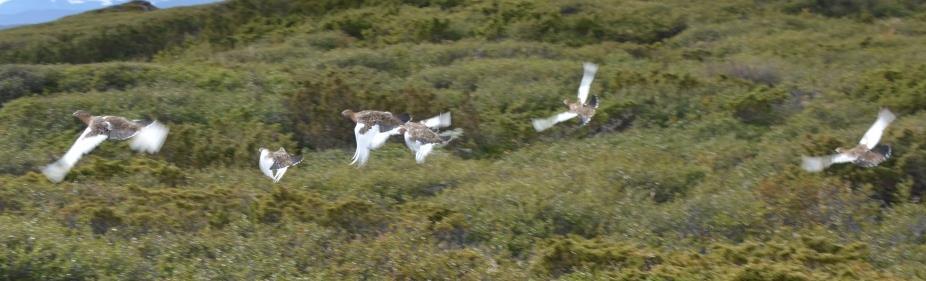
[[72, 110, 91, 119]]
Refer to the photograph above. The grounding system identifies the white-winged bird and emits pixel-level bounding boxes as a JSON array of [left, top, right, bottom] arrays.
[[341, 109, 411, 166], [399, 112, 461, 164], [258, 147, 303, 183], [802, 108, 896, 172], [42, 110, 169, 183], [532, 62, 601, 131]]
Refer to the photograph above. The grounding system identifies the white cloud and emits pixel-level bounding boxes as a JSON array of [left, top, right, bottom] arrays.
[[0, 0, 12, 6]]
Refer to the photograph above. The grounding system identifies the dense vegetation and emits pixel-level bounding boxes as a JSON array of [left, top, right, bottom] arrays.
[[2, 0, 926, 279]]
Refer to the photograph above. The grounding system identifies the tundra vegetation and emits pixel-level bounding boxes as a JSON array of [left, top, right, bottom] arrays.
[[2, 0, 926, 280]]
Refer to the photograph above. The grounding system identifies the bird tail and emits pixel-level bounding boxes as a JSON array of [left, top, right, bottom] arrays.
[[871, 144, 892, 159], [291, 155, 304, 166]]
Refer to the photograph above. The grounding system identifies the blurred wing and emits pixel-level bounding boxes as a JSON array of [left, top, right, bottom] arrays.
[[42, 127, 108, 183], [351, 123, 377, 166], [859, 108, 896, 149], [371, 130, 396, 149], [421, 112, 452, 129], [415, 142, 435, 164], [370, 121, 406, 149], [831, 153, 856, 163], [285, 154, 304, 168], [532, 112, 578, 132], [800, 153, 855, 172], [129, 121, 169, 154], [438, 128, 464, 143], [577, 62, 598, 104], [259, 150, 275, 180]]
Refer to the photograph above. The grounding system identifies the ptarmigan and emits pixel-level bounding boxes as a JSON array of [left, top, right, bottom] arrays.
[[342, 109, 410, 166], [400, 112, 461, 164], [42, 110, 169, 183], [802, 108, 896, 172], [259, 147, 303, 183], [532, 62, 601, 132]]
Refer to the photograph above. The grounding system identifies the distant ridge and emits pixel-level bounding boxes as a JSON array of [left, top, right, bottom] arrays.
[[90, 0, 159, 14], [0, 0, 222, 27]]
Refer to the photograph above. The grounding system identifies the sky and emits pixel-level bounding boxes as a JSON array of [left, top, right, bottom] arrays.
[[0, 0, 223, 27]]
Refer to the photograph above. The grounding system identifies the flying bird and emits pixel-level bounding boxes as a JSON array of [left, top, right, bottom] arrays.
[[532, 62, 601, 132], [342, 109, 410, 166], [400, 112, 462, 164], [802, 108, 896, 172], [42, 110, 169, 183], [259, 147, 303, 183]]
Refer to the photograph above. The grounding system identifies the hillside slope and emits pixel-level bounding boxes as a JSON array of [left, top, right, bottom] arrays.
[[2, 0, 926, 280]]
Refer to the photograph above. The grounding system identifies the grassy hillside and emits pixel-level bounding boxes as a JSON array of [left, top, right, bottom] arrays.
[[2, 0, 926, 279]]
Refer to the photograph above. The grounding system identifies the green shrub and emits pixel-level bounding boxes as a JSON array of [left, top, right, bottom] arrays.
[[783, 0, 926, 18], [852, 66, 926, 115]]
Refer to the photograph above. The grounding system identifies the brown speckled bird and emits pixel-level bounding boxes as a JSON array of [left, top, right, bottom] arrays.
[[342, 109, 411, 166], [42, 110, 169, 183], [259, 147, 303, 183], [802, 108, 896, 172], [532, 62, 600, 131], [399, 112, 461, 164]]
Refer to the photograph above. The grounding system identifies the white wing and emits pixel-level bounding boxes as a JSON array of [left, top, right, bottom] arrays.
[[42, 127, 108, 183], [371, 125, 401, 149], [415, 142, 435, 164], [404, 133, 420, 153], [129, 121, 169, 154], [831, 153, 856, 164], [273, 167, 288, 183], [801, 153, 856, 172], [858, 108, 896, 149], [259, 149, 275, 180], [421, 112, 451, 129], [577, 62, 598, 104], [532, 112, 578, 132], [351, 123, 378, 166]]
